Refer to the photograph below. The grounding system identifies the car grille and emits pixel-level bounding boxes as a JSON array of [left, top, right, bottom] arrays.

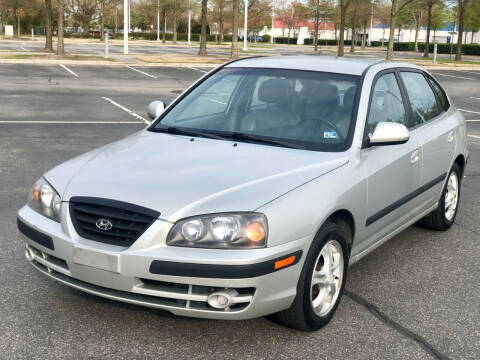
[[69, 197, 160, 247]]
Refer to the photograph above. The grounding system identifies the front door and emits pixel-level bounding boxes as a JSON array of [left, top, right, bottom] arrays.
[[359, 71, 422, 253]]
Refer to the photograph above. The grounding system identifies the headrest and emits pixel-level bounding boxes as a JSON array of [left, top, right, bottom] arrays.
[[258, 79, 292, 104], [343, 86, 357, 109], [306, 83, 339, 107]]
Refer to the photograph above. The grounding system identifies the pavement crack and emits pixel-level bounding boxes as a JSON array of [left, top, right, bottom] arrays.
[[344, 290, 451, 360]]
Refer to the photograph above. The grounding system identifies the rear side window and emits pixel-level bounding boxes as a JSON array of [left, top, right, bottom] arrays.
[[400, 72, 441, 126], [427, 76, 449, 111], [367, 72, 407, 134]]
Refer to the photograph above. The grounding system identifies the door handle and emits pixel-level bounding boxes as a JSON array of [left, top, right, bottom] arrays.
[[447, 131, 454, 143], [410, 149, 420, 164]]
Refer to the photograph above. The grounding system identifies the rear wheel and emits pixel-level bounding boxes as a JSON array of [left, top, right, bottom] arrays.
[[273, 221, 349, 331], [422, 163, 461, 231]]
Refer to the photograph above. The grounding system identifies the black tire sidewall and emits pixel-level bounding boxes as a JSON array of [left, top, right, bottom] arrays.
[[300, 222, 350, 330]]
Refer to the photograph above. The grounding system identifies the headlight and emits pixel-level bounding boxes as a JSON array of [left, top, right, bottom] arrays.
[[167, 213, 268, 249], [28, 178, 61, 222]]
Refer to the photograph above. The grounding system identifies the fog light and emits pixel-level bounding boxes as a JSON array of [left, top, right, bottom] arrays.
[[25, 245, 34, 261], [207, 289, 238, 309]]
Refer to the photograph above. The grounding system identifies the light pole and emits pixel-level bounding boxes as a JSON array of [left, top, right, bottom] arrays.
[[271, 0, 274, 44], [368, 0, 373, 46], [157, 0, 160, 41], [243, 0, 248, 51], [188, 0, 191, 44], [123, 0, 128, 54]]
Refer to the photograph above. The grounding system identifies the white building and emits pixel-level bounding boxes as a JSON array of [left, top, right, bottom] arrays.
[[260, 19, 480, 45]]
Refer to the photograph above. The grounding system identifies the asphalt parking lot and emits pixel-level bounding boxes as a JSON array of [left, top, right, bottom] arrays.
[[1, 63, 479, 360], [2, 39, 480, 61]]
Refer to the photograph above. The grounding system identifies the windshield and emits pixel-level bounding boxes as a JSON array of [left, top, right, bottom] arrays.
[[153, 68, 360, 151]]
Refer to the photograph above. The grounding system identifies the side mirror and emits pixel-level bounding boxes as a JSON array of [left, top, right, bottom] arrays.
[[147, 101, 165, 120], [369, 122, 409, 146]]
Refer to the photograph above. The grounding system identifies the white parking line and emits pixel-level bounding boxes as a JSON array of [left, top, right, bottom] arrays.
[[459, 109, 480, 115], [59, 64, 78, 77], [466, 120, 480, 122], [188, 66, 208, 73], [0, 121, 143, 124], [125, 65, 157, 78], [101, 96, 151, 124], [431, 73, 475, 81], [468, 134, 480, 139], [470, 97, 480, 101], [459, 71, 480, 75]]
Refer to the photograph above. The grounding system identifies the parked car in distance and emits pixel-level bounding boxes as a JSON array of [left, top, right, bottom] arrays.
[[17, 56, 467, 331]]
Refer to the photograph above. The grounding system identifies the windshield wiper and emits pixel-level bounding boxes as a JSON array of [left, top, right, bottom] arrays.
[[228, 132, 305, 150], [152, 126, 227, 141], [152, 127, 304, 149]]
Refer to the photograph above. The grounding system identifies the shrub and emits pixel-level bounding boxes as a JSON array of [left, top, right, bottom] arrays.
[[274, 37, 298, 44], [262, 34, 271, 43], [393, 42, 415, 51], [393, 42, 480, 55]]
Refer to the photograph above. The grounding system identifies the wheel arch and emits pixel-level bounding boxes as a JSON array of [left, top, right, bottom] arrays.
[[325, 209, 355, 252], [454, 154, 466, 177]]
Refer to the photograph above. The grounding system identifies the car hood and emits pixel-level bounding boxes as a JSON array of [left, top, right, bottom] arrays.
[[45, 130, 348, 221]]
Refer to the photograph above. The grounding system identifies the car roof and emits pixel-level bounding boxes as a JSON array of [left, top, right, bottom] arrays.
[[224, 56, 418, 76]]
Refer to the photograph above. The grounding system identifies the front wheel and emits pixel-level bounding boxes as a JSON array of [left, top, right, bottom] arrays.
[[422, 163, 461, 231], [273, 221, 349, 331]]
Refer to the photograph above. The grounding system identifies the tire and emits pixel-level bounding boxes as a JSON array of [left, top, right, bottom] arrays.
[[273, 221, 349, 331], [422, 163, 461, 231]]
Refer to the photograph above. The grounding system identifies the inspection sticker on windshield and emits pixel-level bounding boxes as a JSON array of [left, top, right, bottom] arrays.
[[323, 131, 338, 139]]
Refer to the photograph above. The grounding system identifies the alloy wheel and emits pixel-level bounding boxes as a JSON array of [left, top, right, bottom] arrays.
[[310, 240, 344, 317], [444, 171, 459, 221]]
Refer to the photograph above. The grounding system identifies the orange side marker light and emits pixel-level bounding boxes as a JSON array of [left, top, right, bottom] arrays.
[[274, 255, 296, 270]]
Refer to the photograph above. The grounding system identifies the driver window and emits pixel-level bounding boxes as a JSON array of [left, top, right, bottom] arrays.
[[367, 73, 407, 134]]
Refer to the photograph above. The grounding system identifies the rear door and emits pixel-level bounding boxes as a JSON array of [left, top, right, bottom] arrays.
[[359, 70, 422, 253], [398, 70, 456, 207]]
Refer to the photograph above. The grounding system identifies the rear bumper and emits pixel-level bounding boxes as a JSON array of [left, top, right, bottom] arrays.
[[17, 205, 310, 320]]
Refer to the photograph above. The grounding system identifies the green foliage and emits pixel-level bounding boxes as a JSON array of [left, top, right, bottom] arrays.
[[392, 42, 480, 56], [274, 37, 298, 44], [393, 42, 416, 51], [261, 34, 271, 43]]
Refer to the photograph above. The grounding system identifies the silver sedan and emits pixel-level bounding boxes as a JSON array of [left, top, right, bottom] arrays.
[[17, 56, 468, 331]]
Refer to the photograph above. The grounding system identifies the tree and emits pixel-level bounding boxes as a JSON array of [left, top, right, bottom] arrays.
[[198, 0, 207, 55], [231, 0, 239, 57], [170, 0, 187, 43], [247, 0, 272, 39], [385, 0, 416, 60], [409, 1, 425, 52], [212, 0, 226, 43], [423, 0, 438, 58], [309, 0, 321, 51], [4, 0, 25, 38], [45, 0, 53, 51], [455, 0, 469, 61], [464, 1, 480, 43], [347, 0, 359, 53], [395, 5, 413, 42], [57, 0, 64, 55], [356, 0, 371, 49], [307, 0, 335, 51], [376, 4, 391, 46], [338, 0, 353, 56], [430, 3, 447, 40], [70, 0, 99, 34]]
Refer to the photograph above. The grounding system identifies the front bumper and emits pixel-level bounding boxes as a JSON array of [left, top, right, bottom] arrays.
[[17, 205, 310, 320]]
